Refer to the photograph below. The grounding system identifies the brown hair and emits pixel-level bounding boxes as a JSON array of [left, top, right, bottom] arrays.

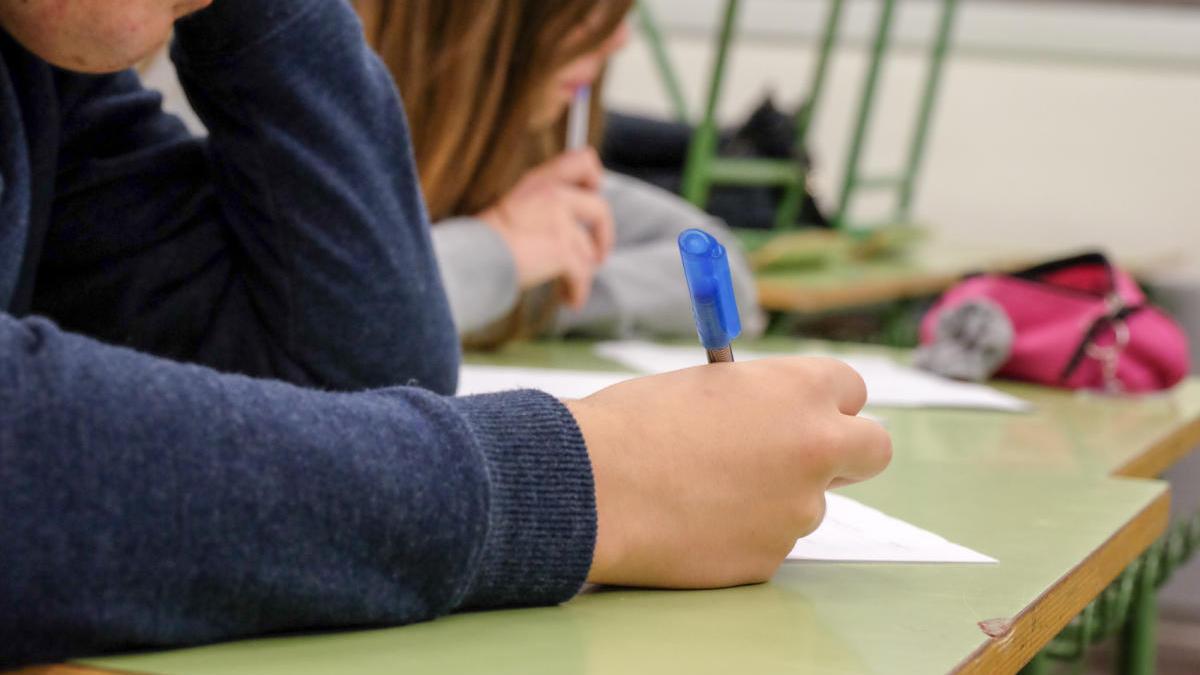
[[357, 0, 631, 347], [357, 0, 629, 221]]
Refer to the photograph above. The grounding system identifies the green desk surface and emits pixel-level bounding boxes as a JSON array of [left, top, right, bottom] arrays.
[[877, 379, 1200, 480], [465, 339, 1200, 480], [80, 467, 1167, 675]]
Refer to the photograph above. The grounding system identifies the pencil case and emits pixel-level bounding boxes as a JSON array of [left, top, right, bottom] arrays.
[[920, 252, 1190, 393]]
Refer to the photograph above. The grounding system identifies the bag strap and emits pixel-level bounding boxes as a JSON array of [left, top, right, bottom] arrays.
[[1059, 302, 1144, 387], [1012, 251, 1115, 285]]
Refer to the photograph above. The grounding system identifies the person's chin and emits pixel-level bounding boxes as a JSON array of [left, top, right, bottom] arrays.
[[86, 38, 168, 74], [55, 55, 146, 74]]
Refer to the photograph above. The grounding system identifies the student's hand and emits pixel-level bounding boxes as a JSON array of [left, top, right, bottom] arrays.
[[565, 357, 892, 589], [477, 149, 615, 309]]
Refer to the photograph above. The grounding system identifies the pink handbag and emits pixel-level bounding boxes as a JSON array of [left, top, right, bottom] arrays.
[[920, 253, 1190, 393]]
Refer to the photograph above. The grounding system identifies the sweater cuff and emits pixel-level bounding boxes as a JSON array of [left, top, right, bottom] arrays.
[[171, 0, 327, 67], [446, 389, 596, 608]]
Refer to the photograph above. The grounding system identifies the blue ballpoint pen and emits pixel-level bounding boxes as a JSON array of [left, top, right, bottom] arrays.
[[678, 229, 742, 363]]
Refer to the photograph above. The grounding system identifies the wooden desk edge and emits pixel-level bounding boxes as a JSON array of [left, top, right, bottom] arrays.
[[1116, 415, 1200, 479], [953, 486, 1170, 675], [753, 248, 1171, 315], [756, 272, 959, 313]]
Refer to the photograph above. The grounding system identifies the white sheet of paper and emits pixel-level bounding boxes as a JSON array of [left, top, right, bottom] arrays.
[[789, 493, 997, 563], [594, 340, 1032, 412], [457, 364, 631, 400]]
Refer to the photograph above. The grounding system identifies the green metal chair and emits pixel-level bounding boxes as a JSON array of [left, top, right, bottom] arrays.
[[637, 0, 959, 232]]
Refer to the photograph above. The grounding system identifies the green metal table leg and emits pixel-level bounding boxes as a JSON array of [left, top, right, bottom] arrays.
[[896, 0, 959, 222], [682, 0, 740, 208], [774, 0, 846, 230], [1118, 542, 1161, 675], [1044, 510, 1200, 669], [832, 0, 896, 231], [634, 1, 690, 123]]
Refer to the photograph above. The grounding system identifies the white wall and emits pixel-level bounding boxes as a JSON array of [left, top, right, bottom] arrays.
[[607, 0, 1200, 274]]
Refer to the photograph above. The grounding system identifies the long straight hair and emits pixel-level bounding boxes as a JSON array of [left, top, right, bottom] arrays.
[[357, 0, 631, 221]]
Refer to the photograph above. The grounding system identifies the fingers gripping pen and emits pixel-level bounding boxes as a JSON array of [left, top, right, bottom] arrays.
[[678, 229, 742, 363]]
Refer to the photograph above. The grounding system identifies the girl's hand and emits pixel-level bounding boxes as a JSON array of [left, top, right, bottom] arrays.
[[477, 149, 615, 308]]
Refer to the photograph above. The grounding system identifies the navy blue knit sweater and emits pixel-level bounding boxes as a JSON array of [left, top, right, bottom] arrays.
[[0, 0, 595, 667]]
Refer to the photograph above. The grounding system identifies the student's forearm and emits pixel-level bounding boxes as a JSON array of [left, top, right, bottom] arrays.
[[168, 0, 458, 391], [0, 314, 595, 668]]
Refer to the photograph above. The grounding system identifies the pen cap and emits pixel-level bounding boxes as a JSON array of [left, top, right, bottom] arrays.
[[678, 228, 742, 349]]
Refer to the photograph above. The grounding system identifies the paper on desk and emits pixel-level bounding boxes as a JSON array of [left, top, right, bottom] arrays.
[[788, 492, 997, 564], [594, 340, 1031, 412]]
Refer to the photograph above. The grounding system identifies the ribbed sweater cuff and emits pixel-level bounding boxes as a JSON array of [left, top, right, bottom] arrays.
[[446, 389, 596, 608]]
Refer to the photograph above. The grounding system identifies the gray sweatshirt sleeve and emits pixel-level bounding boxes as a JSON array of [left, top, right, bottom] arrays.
[[554, 172, 765, 339], [430, 173, 763, 340], [430, 218, 521, 335]]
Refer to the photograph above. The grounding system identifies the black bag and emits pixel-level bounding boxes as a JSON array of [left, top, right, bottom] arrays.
[[600, 95, 828, 230]]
